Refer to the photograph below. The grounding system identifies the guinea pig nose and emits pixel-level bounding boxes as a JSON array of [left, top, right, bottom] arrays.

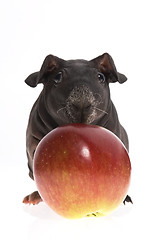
[[72, 102, 91, 111], [84, 103, 92, 110]]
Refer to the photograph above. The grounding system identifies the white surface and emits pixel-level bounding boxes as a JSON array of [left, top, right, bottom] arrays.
[[1, 0, 160, 239]]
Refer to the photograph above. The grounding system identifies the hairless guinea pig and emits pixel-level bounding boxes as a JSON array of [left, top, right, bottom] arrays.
[[23, 53, 132, 205]]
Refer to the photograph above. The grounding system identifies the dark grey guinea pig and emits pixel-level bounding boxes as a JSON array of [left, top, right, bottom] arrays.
[[23, 53, 132, 205]]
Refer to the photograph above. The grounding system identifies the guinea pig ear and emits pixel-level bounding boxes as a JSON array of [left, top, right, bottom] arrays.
[[25, 72, 39, 87], [38, 54, 60, 80], [92, 53, 127, 84], [25, 55, 60, 87]]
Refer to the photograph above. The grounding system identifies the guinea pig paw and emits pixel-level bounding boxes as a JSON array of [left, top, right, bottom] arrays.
[[23, 191, 43, 205], [123, 195, 133, 205]]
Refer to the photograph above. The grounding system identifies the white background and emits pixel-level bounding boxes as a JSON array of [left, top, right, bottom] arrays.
[[1, 0, 160, 239]]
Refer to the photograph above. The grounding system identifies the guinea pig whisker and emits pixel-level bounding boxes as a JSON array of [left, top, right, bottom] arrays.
[[94, 107, 108, 115], [57, 107, 67, 115]]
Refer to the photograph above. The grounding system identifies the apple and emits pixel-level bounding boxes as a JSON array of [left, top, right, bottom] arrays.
[[33, 124, 131, 219]]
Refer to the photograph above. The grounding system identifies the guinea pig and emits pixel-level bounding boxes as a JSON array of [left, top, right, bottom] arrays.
[[23, 53, 132, 205]]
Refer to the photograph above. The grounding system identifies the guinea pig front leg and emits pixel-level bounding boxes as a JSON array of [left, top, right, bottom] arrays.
[[23, 191, 43, 205]]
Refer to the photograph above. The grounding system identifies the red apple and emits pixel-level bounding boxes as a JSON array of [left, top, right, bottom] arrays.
[[33, 124, 131, 219]]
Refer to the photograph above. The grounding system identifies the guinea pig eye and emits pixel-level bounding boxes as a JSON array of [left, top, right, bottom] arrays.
[[98, 72, 105, 84], [54, 72, 63, 85]]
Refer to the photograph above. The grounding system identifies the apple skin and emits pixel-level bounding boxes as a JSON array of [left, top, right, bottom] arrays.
[[33, 124, 131, 219]]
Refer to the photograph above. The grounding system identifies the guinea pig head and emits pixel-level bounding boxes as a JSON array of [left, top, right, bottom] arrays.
[[25, 53, 127, 125]]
